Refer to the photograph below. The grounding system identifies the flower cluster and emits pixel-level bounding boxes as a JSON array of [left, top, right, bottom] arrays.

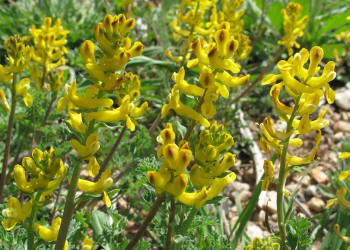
[[147, 123, 236, 208], [218, 0, 251, 60], [30, 17, 69, 91], [2, 147, 68, 247], [0, 35, 33, 109], [57, 14, 146, 207], [244, 237, 280, 250], [167, 0, 251, 63], [162, 25, 249, 126], [260, 46, 336, 189], [14, 147, 67, 201], [278, 2, 309, 55]]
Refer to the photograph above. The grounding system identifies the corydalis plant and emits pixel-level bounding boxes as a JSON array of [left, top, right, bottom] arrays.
[[260, 46, 336, 247]]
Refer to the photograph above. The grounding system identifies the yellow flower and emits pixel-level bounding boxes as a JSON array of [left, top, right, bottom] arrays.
[[83, 237, 93, 250], [2, 198, 32, 231], [336, 186, 350, 210], [156, 123, 176, 158], [0, 90, 9, 111], [334, 224, 350, 244], [67, 80, 113, 109], [172, 67, 204, 97], [15, 78, 33, 107], [161, 89, 210, 127], [76, 168, 113, 207], [71, 133, 100, 159], [34, 217, 69, 249], [67, 110, 87, 134], [262, 160, 274, 191], [339, 152, 350, 159]]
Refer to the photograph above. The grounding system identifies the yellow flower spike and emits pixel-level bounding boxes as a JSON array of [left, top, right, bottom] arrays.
[[83, 237, 93, 250], [67, 80, 113, 109], [308, 46, 324, 77], [334, 224, 350, 243], [337, 187, 350, 210], [67, 110, 87, 134], [71, 133, 100, 159], [0, 90, 9, 111], [339, 152, 350, 159], [34, 217, 62, 242], [161, 89, 210, 127], [176, 187, 208, 207], [2, 198, 32, 231], [13, 165, 34, 193], [164, 174, 188, 197], [16, 78, 33, 107], [195, 172, 236, 208], [80, 40, 96, 64], [172, 67, 204, 97], [87, 156, 100, 178], [77, 168, 113, 207]]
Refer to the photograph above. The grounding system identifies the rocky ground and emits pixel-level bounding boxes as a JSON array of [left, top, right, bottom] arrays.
[[223, 87, 350, 248]]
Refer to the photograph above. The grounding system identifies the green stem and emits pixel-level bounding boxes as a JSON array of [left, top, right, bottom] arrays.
[[28, 196, 38, 250], [276, 95, 301, 248], [0, 73, 17, 202], [54, 160, 82, 250]]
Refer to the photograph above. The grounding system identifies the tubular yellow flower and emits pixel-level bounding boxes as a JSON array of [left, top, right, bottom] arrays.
[[2, 198, 32, 231], [67, 80, 113, 109], [76, 168, 113, 207], [67, 110, 87, 134], [14, 164, 34, 193], [161, 89, 210, 127], [336, 186, 350, 210], [0, 90, 9, 111], [334, 224, 350, 244], [35, 217, 66, 244], [15, 78, 33, 107], [172, 67, 205, 97], [262, 160, 274, 191], [71, 133, 100, 159], [156, 123, 176, 158]]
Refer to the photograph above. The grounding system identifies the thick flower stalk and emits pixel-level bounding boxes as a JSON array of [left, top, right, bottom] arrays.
[[30, 17, 69, 90], [278, 2, 309, 55], [260, 46, 336, 246], [147, 122, 236, 209], [55, 14, 146, 250], [0, 35, 34, 202]]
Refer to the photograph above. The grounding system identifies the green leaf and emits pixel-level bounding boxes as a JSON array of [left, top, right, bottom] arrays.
[[286, 217, 312, 249], [267, 1, 283, 31]]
